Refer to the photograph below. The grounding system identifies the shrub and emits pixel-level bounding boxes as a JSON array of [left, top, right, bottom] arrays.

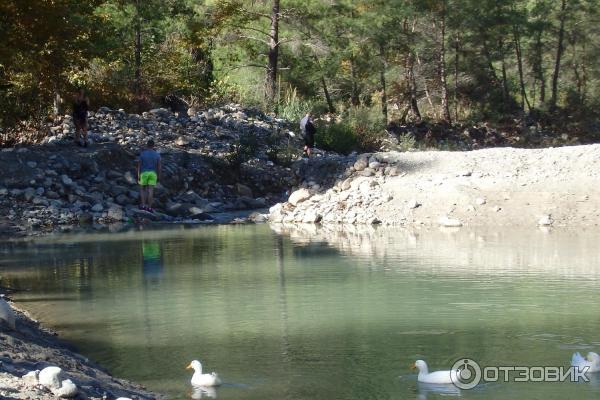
[[398, 132, 416, 151], [226, 131, 259, 170], [316, 121, 358, 155], [314, 106, 388, 154], [346, 106, 387, 152], [266, 132, 296, 167]]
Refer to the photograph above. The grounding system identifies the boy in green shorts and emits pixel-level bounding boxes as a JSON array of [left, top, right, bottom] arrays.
[[137, 139, 161, 213]]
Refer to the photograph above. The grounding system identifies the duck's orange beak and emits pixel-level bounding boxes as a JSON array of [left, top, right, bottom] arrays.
[[186, 363, 193, 370], [410, 363, 417, 370]]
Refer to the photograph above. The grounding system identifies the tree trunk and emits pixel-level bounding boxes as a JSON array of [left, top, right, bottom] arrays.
[[350, 57, 360, 106], [454, 34, 460, 122], [482, 39, 500, 86], [581, 41, 588, 103], [134, 0, 142, 108], [513, 26, 531, 111], [312, 55, 335, 113], [416, 51, 434, 111], [439, 1, 451, 124], [379, 43, 388, 123], [406, 52, 421, 122], [532, 30, 546, 105], [501, 57, 509, 106], [53, 91, 62, 116], [320, 77, 335, 113], [265, 0, 280, 110], [550, 0, 568, 110], [403, 18, 421, 121]]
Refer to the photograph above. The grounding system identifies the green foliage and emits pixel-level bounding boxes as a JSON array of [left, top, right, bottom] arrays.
[[266, 135, 296, 167], [277, 88, 314, 122], [4, 0, 600, 145], [318, 106, 388, 154], [0, 0, 99, 126], [317, 121, 358, 155], [398, 133, 417, 152], [226, 131, 259, 170], [346, 107, 387, 152]]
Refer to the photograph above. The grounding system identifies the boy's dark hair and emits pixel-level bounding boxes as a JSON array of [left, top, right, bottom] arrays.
[[147, 139, 155, 147]]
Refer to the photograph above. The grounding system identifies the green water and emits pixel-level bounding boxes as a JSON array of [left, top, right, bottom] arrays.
[[2, 225, 600, 400]]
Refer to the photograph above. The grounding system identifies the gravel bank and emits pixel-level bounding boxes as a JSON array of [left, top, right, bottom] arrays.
[[0, 297, 162, 399], [270, 144, 600, 228]]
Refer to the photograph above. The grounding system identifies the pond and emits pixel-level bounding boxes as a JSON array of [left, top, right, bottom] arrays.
[[1, 224, 600, 400]]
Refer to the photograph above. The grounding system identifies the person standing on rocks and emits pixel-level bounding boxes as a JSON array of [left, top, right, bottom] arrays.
[[300, 112, 316, 157], [72, 88, 90, 147], [137, 139, 161, 213]]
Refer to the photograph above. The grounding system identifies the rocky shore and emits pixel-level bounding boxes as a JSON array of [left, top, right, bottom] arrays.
[[0, 104, 310, 237], [270, 144, 600, 228], [0, 295, 162, 399], [2, 103, 599, 237]]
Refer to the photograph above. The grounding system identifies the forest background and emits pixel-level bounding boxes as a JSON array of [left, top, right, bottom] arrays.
[[1, 0, 598, 151]]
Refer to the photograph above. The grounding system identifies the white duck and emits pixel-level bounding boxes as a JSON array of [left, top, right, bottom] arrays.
[[39, 366, 63, 388], [572, 352, 600, 373], [52, 379, 78, 398], [23, 367, 79, 398], [187, 360, 222, 387], [412, 360, 458, 384]]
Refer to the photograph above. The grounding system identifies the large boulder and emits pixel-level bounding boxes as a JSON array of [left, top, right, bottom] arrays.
[[288, 188, 311, 206]]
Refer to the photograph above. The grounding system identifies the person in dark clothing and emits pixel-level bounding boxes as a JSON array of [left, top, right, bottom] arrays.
[[300, 112, 316, 157], [137, 139, 161, 213], [73, 88, 90, 147]]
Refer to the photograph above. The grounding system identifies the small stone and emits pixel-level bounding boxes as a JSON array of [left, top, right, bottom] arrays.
[[354, 157, 368, 171], [407, 199, 420, 209], [368, 161, 381, 169], [438, 216, 463, 227], [91, 203, 103, 212], [107, 206, 124, 221], [61, 175, 73, 186], [475, 197, 486, 206]]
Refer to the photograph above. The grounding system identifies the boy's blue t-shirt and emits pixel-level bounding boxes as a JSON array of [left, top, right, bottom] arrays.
[[139, 149, 160, 172]]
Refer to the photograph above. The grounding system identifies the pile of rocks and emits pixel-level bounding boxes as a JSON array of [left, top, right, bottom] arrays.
[[0, 104, 314, 236], [269, 153, 402, 225]]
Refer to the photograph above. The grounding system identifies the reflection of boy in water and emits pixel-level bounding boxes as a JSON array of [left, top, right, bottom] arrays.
[[142, 242, 164, 279]]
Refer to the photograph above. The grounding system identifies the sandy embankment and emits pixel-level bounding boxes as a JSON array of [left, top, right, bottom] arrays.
[[271, 144, 600, 227]]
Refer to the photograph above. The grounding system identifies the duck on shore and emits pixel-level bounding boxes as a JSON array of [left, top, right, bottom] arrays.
[[0, 297, 16, 330], [22, 366, 79, 398]]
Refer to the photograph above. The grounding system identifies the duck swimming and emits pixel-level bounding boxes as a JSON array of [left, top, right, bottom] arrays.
[[412, 360, 458, 384], [187, 360, 222, 387]]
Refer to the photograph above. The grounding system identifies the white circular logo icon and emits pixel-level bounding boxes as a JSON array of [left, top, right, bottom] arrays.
[[451, 358, 482, 389]]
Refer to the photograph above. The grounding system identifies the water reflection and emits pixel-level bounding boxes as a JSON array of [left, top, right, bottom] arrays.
[[270, 223, 600, 278], [142, 241, 164, 282], [191, 386, 217, 399], [416, 382, 461, 399], [2, 225, 600, 400]]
